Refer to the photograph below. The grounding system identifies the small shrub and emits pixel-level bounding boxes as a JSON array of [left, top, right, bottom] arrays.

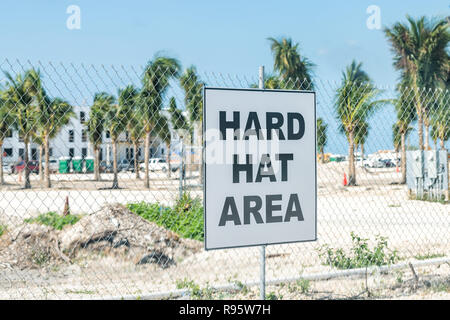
[[176, 278, 213, 299], [127, 193, 204, 241], [24, 212, 81, 230], [296, 278, 310, 294], [0, 224, 6, 237], [319, 232, 399, 269], [414, 252, 445, 260]]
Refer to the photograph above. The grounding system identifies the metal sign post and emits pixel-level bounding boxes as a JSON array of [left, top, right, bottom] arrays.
[[259, 66, 266, 300]]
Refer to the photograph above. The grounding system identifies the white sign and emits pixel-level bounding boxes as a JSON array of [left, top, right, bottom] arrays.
[[203, 88, 317, 250]]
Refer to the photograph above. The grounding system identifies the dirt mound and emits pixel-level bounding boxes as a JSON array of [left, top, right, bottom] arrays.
[[0, 204, 202, 269]]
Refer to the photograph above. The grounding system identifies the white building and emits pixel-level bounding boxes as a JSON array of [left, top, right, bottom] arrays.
[[1, 106, 187, 166]]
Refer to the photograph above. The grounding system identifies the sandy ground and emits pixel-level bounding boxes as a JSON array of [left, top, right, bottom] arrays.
[[0, 162, 448, 299]]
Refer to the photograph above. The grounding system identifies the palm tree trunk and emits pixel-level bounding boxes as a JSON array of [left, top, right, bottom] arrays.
[[440, 138, 445, 150], [0, 141, 4, 185], [361, 144, 365, 167], [144, 131, 150, 189], [401, 132, 406, 184], [424, 119, 430, 150], [112, 139, 119, 189], [133, 141, 140, 180], [44, 134, 51, 188], [23, 139, 31, 189], [348, 131, 356, 186], [320, 147, 325, 164], [39, 144, 44, 182], [94, 145, 100, 181], [417, 113, 424, 151], [166, 143, 171, 179]]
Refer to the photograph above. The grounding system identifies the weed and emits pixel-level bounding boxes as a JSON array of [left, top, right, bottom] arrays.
[[176, 278, 214, 299], [128, 193, 204, 241], [24, 211, 81, 230], [0, 224, 6, 237], [414, 252, 445, 260], [296, 278, 311, 294], [318, 232, 399, 269]]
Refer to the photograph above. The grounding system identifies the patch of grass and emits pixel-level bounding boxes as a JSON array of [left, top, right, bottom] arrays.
[[0, 224, 6, 237], [176, 278, 214, 299], [318, 232, 399, 270], [266, 292, 283, 300], [414, 252, 445, 261], [65, 289, 97, 295], [409, 193, 448, 204], [24, 211, 81, 230], [128, 193, 204, 241]]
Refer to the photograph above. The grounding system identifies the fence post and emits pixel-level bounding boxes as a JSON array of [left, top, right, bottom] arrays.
[[179, 140, 184, 200], [259, 65, 266, 300]]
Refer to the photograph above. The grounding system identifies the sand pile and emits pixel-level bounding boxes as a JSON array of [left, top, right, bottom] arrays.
[[0, 204, 202, 269]]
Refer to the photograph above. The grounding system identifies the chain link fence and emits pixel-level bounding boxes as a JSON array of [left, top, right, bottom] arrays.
[[0, 58, 448, 299]]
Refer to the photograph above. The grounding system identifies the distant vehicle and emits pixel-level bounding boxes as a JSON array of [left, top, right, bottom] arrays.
[[363, 158, 384, 168], [99, 161, 113, 173], [12, 160, 39, 174], [380, 159, 395, 168], [118, 159, 135, 172], [140, 158, 180, 173], [2, 163, 13, 174], [42, 158, 59, 173]]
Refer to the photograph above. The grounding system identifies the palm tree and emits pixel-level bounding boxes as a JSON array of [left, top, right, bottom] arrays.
[[103, 93, 126, 189], [40, 98, 74, 187], [2, 70, 39, 189], [139, 55, 181, 189], [180, 66, 204, 179], [384, 16, 450, 150], [0, 96, 14, 185], [154, 113, 172, 178], [267, 37, 314, 89], [86, 92, 111, 181], [118, 85, 139, 178], [392, 82, 416, 184], [354, 121, 369, 167], [430, 89, 450, 150], [335, 61, 383, 186], [28, 69, 75, 187], [316, 118, 328, 163]]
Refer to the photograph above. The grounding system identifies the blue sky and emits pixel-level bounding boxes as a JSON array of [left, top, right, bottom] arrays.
[[1, 0, 448, 84], [0, 1, 448, 154]]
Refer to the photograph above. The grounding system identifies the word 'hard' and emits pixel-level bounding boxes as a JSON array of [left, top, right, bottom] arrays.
[[220, 111, 305, 140]]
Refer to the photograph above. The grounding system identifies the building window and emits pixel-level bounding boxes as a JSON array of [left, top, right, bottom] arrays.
[[49, 148, 53, 157], [81, 129, 87, 142], [69, 148, 75, 158], [105, 131, 110, 139], [80, 111, 86, 124], [31, 148, 38, 160], [19, 148, 24, 159], [81, 148, 87, 158], [69, 130, 74, 143], [3, 148, 13, 157], [99, 148, 103, 161], [6, 130, 12, 138]]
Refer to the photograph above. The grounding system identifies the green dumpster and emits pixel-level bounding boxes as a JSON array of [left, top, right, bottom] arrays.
[[85, 157, 94, 173], [59, 157, 71, 173], [72, 157, 83, 173]]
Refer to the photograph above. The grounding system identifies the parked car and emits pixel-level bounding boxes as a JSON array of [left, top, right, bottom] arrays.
[[2, 163, 13, 174], [42, 158, 59, 173], [363, 158, 383, 168], [139, 158, 180, 173], [12, 160, 39, 174], [118, 159, 135, 172], [380, 159, 395, 168], [99, 161, 113, 173]]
